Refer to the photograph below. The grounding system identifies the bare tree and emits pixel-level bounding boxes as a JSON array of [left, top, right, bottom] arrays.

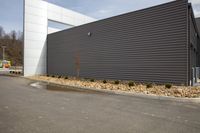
[[10, 30, 17, 42], [75, 51, 80, 78], [17, 31, 23, 41], [0, 27, 23, 66], [0, 26, 5, 38]]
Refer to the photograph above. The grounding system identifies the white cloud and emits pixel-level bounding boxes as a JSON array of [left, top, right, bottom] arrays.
[[189, 0, 200, 17], [194, 10, 200, 17], [91, 0, 200, 19], [98, 9, 112, 14], [88, 6, 120, 19], [189, 0, 200, 5]]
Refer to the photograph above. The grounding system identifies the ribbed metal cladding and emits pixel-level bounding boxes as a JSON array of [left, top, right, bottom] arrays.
[[195, 17, 200, 67], [196, 18, 200, 33], [47, 0, 189, 85]]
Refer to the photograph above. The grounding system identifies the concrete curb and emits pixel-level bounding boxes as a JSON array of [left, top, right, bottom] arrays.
[[74, 85, 200, 104], [24, 77, 200, 104]]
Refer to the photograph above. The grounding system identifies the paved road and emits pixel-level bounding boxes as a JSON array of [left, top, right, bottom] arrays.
[[0, 75, 200, 133]]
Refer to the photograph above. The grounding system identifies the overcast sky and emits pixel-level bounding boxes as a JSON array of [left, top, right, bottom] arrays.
[[0, 0, 199, 33]]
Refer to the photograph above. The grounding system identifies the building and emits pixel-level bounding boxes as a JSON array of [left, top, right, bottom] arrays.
[[23, 0, 96, 76], [24, 0, 200, 86], [46, 0, 200, 86], [196, 18, 200, 33]]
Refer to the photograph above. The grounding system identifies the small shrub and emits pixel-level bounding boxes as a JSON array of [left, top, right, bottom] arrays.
[[90, 79, 95, 82], [103, 80, 107, 84], [114, 80, 119, 85], [64, 76, 68, 79], [51, 75, 55, 78], [165, 84, 172, 89], [58, 76, 62, 78], [9, 71, 12, 74], [46, 74, 49, 77], [146, 83, 153, 88], [18, 72, 21, 75], [128, 81, 135, 87]]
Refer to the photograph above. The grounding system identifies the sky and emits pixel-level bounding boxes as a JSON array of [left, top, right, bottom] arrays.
[[0, 0, 199, 33]]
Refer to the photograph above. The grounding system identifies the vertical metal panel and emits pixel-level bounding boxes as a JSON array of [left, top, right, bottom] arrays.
[[195, 18, 200, 67], [24, 0, 48, 76], [48, 0, 189, 85], [189, 14, 197, 71], [196, 18, 200, 33], [187, 4, 190, 86], [189, 7, 200, 85]]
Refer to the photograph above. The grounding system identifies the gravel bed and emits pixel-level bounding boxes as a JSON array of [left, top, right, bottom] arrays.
[[27, 76, 200, 98]]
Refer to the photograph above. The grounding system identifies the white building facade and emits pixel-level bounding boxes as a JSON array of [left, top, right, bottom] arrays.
[[23, 0, 96, 76]]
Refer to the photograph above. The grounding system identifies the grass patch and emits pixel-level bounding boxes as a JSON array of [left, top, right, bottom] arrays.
[[128, 81, 135, 87], [90, 79, 95, 82], [146, 83, 153, 88], [114, 80, 119, 85], [103, 80, 107, 84], [165, 84, 172, 89]]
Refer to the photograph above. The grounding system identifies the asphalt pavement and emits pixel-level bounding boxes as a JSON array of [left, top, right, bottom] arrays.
[[0, 74, 200, 133]]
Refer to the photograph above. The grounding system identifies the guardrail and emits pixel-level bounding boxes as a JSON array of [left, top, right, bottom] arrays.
[[9, 66, 23, 70]]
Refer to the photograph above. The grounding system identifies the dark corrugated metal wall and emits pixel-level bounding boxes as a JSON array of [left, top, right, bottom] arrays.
[[196, 18, 200, 33], [189, 14, 198, 68], [196, 18, 200, 67], [47, 0, 189, 85]]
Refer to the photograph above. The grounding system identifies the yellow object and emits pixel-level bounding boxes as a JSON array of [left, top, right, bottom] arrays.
[[2, 60, 11, 68]]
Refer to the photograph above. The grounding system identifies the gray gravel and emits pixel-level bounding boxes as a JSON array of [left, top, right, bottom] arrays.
[[0, 75, 200, 133]]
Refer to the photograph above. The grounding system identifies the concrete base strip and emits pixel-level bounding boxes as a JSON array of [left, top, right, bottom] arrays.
[[25, 77, 200, 104]]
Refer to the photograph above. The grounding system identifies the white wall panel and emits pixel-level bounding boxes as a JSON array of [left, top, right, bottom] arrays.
[[47, 2, 96, 26], [25, 14, 47, 25], [25, 32, 47, 41], [25, 0, 46, 9], [24, 41, 45, 49], [24, 48, 45, 57], [25, 23, 47, 33], [24, 0, 96, 76], [25, 6, 47, 17]]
